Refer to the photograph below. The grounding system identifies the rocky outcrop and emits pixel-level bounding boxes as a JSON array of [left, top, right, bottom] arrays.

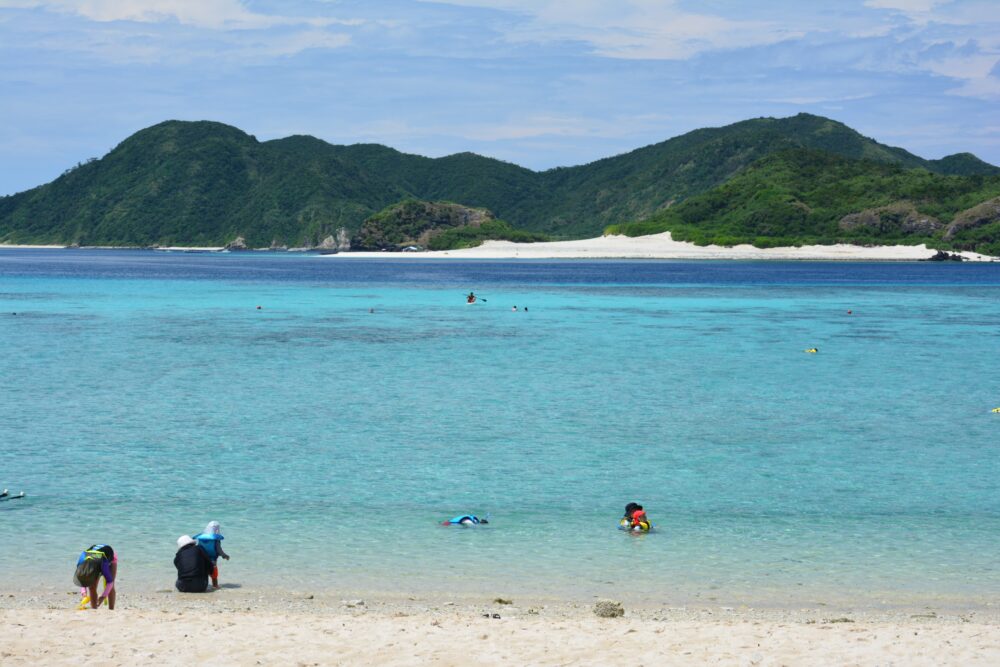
[[925, 250, 964, 261], [269, 239, 287, 250], [944, 196, 1000, 240], [314, 229, 351, 253], [335, 227, 351, 251], [593, 600, 625, 618], [353, 200, 496, 251], [224, 236, 249, 250], [838, 202, 941, 235]]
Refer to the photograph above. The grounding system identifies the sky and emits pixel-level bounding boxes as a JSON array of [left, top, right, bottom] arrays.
[[1, 0, 999, 195]]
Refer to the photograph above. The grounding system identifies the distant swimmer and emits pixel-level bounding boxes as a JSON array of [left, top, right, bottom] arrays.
[[511, 306, 518, 311], [256, 306, 262, 310], [992, 407, 1000, 413], [805, 348, 818, 354], [619, 502, 652, 533], [847, 310, 852, 315], [0, 488, 26, 502], [441, 514, 489, 526]]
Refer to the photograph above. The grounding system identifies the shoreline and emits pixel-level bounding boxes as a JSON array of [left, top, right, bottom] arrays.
[[3, 589, 997, 665], [329, 232, 996, 261], [2, 233, 996, 261], [8, 581, 998, 617]]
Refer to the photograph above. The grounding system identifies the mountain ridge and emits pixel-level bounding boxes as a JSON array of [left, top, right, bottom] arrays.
[[605, 148, 1000, 255], [1, 114, 998, 248]]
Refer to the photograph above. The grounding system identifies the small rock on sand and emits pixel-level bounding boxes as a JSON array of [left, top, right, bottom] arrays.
[[593, 600, 625, 618]]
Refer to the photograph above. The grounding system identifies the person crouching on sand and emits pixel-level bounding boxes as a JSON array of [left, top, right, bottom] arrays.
[[194, 521, 230, 589], [73, 544, 116, 609], [174, 535, 215, 593]]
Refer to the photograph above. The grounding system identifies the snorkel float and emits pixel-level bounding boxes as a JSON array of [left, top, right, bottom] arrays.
[[618, 516, 652, 533]]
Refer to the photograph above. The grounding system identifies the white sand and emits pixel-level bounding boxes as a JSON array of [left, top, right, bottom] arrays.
[[330, 232, 996, 261], [3, 602, 997, 666], [3, 235, 994, 260]]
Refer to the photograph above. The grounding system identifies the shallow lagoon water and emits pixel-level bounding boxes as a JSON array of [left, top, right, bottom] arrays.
[[2, 250, 999, 606]]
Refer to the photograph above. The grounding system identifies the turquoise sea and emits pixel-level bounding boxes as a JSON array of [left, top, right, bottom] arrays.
[[2, 250, 999, 607]]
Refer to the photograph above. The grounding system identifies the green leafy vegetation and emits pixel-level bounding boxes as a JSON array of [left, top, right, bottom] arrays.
[[353, 199, 549, 251], [426, 219, 549, 250], [1, 114, 998, 248], [605, 149, 1000, 256]]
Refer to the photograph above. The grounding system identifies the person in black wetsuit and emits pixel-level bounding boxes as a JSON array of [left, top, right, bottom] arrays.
[[174, 535, 215, 593]]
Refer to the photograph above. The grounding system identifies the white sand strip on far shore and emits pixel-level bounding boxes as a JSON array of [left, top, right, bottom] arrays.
[[329, 232, 996, 261], [2, 607, 998, 666]]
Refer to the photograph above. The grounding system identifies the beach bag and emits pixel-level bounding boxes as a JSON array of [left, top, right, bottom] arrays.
[[73, 551, 103, 587]]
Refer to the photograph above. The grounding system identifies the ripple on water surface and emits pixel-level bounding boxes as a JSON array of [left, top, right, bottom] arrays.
[[1, 251, 999, 605]]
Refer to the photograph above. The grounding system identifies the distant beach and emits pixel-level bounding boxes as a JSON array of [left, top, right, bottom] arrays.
[[4, 233, 995, 260], [328, 233, 996, 261]]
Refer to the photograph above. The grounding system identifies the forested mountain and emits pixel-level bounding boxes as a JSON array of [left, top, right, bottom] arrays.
[[605, 149, 1000, 256], [1, 114, 998, 249]]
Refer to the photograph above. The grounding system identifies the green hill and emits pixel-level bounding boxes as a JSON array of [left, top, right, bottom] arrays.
[[353, 199, 548, 251], [606, 149, 1000, 256], [0, 114, 998, 247], [528, 114, 999, 238]]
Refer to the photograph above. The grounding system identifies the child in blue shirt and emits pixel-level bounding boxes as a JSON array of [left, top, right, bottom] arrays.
[[194, 521, 230, 589]]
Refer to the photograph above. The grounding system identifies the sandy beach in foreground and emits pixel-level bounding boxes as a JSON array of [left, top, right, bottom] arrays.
[[3, 590, 998, 665], [329, 232, 996, 261]]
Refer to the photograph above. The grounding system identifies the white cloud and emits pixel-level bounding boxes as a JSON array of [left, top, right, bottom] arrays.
[[0, 0, 358, 62], [423, 0, 794, 60], [348, 112, 676, 146], [244, 29, 351, 57], [926, 52, 999, 79], [864, 0, 946, 11], [0, 0, 365, 30]]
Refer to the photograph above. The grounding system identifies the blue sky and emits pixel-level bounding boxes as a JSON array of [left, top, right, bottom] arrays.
[[1, 0, 999, 195]]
